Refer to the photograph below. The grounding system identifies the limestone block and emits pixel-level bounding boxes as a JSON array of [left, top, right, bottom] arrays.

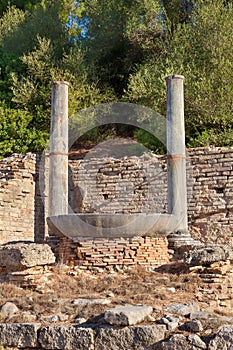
[[157, 334, 207, 350], [72, 298, 111, 306], [38, 326, 95, 350], [190, 311, 212, 320], [209, 325, 233, 350], [180, 319, 203, 333], [164, 301, 200, 316], [104, 304, 153, 326], [0, 323, 40, 348], [0, 301, 19, 320], [0, 243, 56, 268], [95, 325, 166, 350], [184, 245, 233, 266], [157, 314, 180, 331]]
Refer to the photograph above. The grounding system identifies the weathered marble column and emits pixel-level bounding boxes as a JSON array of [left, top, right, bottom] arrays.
[[166, 75, 192, 247], [49, 81, 69, 216]]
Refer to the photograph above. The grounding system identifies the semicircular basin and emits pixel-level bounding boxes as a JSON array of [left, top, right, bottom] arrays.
[[47, 213, 179, 239]]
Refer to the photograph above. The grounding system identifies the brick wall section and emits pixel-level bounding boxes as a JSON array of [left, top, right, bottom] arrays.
[[69, 155, 167, 214], [69, 148, 233, 246], [0, 154, 36, 244], [187, 148, 233, 246], [57, 236, 170, 268], [0, 147, 233, 266]]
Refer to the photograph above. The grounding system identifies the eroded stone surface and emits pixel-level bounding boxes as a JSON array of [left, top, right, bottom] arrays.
[[184, 245, 233, 266], [72, 298, 111, 306], [0, 301, 19, 320], [0, 243, 56, 268], [157, 314, 180, 331], [208, 325, 233, 350], [104, 304, 153, 326], [95, 325, 166, 350], [0, 323, 40, 348], [38, 326, 94, 350], [156, 334, 207, 350], [180, 319, 203, 333], [164, 301, 200, 316]]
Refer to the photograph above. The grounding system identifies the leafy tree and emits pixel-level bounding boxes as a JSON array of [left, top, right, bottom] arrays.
[[0, 0, 41, 16], [83, 0, 163, 96], [0, 0, 233, 158], [0, 1, 116, 158], [125, 0, 233, 147], [0, 102, 48, 158]]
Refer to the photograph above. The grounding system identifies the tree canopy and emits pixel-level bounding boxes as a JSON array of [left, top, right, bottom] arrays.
[[0, 0, 232, 158]]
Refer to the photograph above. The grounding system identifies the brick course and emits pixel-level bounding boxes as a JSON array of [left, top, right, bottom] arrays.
[[0, 147, 232, 267]]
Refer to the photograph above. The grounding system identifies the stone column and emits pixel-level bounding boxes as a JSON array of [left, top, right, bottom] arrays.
[[49, 81, 69, 216], [166, 75, 191, 247]]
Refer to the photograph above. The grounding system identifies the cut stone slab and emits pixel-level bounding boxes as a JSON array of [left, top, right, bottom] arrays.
[[0, 323, 40, 348], [104, 304, 153, 326], [72, 298, 111, 306], [38, 326, 95, 350], [209, 325, 233, 350], [95, 325, 166, 350], [164, 301, 200, 316], [190, 311, 212, 320], [184, 245, 233, 266], [0, 243, 56, 268]]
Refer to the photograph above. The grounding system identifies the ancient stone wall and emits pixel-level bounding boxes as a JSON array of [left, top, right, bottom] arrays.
[[0, 153, 49, 244], [0, 154, 36, 244], [0, 147, 232, 265], [69, 154, 167, 214], [69, 147, 233, 246], [187, 148, 233, 246]]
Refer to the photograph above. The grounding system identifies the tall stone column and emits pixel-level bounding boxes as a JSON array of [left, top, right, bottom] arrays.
[[166, 75, 192, 247], [49, 81, 69, 216]]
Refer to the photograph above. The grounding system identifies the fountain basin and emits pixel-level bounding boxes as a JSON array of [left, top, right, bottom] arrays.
[[47, 213, 179, 239]]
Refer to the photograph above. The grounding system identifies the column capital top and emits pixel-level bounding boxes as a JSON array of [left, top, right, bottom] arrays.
[[165, 75, 184, 81], [52, 81, 69, 86]]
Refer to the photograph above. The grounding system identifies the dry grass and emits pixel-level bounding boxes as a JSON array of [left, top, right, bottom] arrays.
[[0, 263, 206, 325]]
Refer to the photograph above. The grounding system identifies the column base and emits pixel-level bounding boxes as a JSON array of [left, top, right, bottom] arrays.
[[167, 230, 203, 258]]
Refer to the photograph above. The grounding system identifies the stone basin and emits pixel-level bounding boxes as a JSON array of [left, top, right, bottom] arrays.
[[47, 213, 179, 239]]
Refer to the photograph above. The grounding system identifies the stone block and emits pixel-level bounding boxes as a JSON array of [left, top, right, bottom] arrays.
[[184, 245, 233, 266], [180, 319, 203, 333], [38, 326, 95, 350], [209, 325, 233, 350], [0, 243, 56, 268], [156, 334, 207, 350], [0, 323, 40, 348], [95, 325, 166, 350], [164, 301, 200, 316], [104, 304, 153, 326]]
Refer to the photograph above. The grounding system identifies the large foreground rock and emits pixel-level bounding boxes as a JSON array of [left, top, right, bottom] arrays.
[[0, 243, 56, 268], [0, 323, 40, 348], [95, 325, 166, 350], [104, 304, 153, 326], [209, 325, 233, 350], [38, 326, 95, 350], [184, 245, 232, 266], [156, 334, 207, 350]]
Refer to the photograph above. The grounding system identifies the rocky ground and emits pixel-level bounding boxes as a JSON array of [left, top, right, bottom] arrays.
[[0, 260, 232, 327], [1, 244, 233, 349]]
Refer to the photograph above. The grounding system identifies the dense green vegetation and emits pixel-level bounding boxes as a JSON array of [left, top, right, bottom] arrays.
[[0, 0, 232, 158]]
